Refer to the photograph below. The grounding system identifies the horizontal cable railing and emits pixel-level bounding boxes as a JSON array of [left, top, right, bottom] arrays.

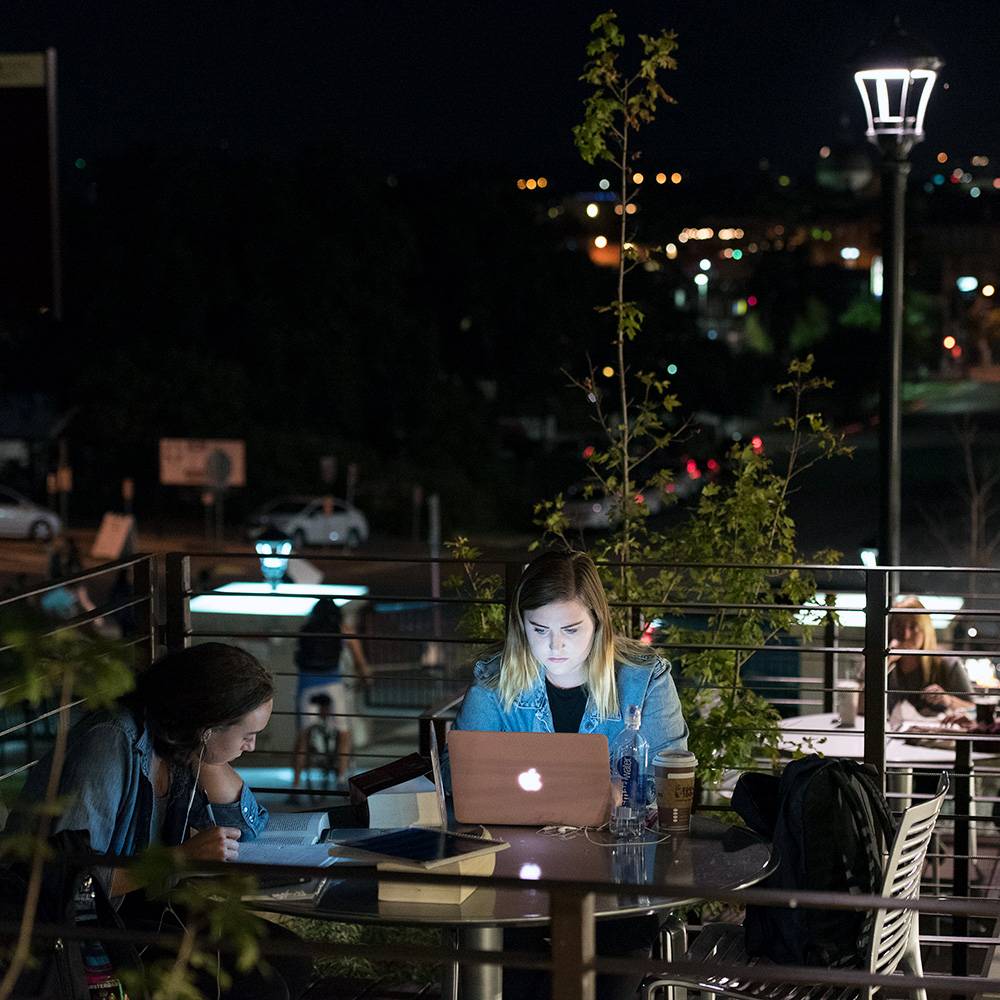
[[3, 552, 999, 992]]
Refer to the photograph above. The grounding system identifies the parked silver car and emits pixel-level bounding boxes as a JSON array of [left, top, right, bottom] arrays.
[[0, 487, 62, 541], [246, 496, 369, 548]]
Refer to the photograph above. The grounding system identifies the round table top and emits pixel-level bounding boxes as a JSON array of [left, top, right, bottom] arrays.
[[779, 711, 994, 763], [256, 816, 774, 928]]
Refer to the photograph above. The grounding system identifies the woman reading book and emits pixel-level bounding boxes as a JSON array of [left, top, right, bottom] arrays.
[[8, 642, 309, 999]]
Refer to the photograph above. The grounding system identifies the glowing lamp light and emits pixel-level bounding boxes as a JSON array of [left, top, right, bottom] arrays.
[[746, 294, 758, 307], [956, 276, 979, 293], [750, 435, 764, 454], [983, 285, 996, 297], [255, 525, 293, 589], [655, 172, 667, 184], [602, 365, 615, 377], [699, 258, 711, 271], [594, 235, 608, 249], [670, 172, 682, 184], [852, 20, 941, 158], [632, 172, 644, 184], [586, 203, 599, 218], [666, 363, 678, 375], [693, 273, 709, 287], [582, 445, 596, 459], [942, 335, 956, 350], [598, 178, 610, 190], [840, 246, 861, 260], [525, 178, 537, 190]]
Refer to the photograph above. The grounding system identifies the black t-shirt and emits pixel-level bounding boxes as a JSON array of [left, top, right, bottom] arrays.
[[545, 679, 588, 733]]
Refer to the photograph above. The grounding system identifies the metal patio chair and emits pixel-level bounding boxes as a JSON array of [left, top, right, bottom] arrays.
[[640, 773, 950, 1000]]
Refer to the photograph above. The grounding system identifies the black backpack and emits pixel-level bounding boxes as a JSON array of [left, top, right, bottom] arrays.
[[732, 755, 895, 968]]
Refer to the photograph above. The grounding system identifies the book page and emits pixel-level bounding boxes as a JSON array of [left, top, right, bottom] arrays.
[[237, 840, 335, 868], [258, 810, 330, 845]]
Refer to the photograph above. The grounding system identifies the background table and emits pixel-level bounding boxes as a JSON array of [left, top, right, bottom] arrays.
[[257, 816, 774, 1000]]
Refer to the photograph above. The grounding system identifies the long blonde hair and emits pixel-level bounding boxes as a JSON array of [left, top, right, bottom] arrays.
[[889, 596, 939, 688], [493, 550, 647, 718]]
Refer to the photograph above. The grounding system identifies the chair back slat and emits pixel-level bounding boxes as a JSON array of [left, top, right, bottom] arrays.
[[868, 776, 949, 981]]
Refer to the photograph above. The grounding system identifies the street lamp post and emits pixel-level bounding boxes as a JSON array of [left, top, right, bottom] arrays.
[[853, 21, 941, 567], [255, 524, 293, 590]]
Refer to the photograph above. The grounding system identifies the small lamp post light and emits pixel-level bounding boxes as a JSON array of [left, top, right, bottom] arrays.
[[255, 524, 293, 590], [851, 19, 942, 568]]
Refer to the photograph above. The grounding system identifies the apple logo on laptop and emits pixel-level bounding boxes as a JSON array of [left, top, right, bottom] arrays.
[[518, 767, 543, 792]]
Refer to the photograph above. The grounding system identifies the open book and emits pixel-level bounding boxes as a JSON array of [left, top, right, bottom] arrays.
[[237, 810, 335, 868]]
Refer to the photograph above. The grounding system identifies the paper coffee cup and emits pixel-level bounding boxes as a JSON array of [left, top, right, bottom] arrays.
[[653, 750, 696, 831], [835, 679, 859, 727]]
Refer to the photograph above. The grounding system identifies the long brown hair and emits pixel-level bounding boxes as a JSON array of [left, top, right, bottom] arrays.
[[129, 643, 273, 762], [494, 550, 647, 717]]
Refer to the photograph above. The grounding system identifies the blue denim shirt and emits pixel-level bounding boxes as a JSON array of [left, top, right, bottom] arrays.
[[13, 706, 268, 873], [452, 650, 688, 756]]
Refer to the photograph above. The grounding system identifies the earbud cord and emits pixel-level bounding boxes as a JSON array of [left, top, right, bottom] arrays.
[[183, 739, 206, 835]]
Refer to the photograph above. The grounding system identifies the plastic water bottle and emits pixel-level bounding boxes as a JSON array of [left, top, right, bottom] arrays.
[[610, 704, 649, 838]]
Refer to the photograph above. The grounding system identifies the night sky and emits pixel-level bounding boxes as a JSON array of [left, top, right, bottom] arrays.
[[5, 1, 1000, 181]]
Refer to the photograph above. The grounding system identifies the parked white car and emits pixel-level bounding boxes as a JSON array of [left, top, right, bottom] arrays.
[[0, 486, 62, 541], [246, 496, 369, 548]]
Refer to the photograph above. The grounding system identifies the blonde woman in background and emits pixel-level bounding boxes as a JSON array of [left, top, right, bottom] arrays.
[[860, 596, 973, 717]]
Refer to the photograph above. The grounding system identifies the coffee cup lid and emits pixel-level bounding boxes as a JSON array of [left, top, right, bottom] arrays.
[[653, 749, 697, 765]]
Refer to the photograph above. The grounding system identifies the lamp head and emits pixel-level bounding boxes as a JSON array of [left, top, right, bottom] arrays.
[[851, 18, 943, 158]]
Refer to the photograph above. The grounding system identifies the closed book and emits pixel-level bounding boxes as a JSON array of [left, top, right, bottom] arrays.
[[376, 850, 497, 905], [366, 776, 441, 829]]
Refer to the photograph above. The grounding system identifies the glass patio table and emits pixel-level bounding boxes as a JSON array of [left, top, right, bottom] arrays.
[[253, 815, 775, 1000]]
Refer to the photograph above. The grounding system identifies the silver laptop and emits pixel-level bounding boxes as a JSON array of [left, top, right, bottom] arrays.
[[447, 730, 612, 826]]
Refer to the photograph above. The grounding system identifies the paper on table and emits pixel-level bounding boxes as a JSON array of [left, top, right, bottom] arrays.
[[237, 840, 336, 868]]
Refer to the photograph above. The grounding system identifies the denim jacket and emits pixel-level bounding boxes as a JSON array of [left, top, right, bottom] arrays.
[[452, 650, 688, 756], [11, 706, 268, 893]]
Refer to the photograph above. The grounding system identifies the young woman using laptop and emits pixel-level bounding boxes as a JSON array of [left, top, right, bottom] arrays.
[[453, 548, 688, 754], [451, 548, 689, 1000]]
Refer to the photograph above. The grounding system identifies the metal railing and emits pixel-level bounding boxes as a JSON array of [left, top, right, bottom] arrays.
[[2, 552, 999, 997]]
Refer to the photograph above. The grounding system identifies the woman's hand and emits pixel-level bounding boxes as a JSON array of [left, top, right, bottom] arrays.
[[179, 826, 242, 863], [886, 639, 903, 669]]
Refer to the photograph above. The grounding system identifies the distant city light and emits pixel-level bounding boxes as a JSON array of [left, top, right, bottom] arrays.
[[819, 146, 831, 159], [655, 172, 667, 184], [665, 243, 678, 259], [516, 179, 526, 190], [956, 275, 979, 293], [694, 273, 709, 287], [625, 203, 638, 215], [582, 445, 596, 459], [732, 249, 743, 260], [699, 258, 711, 271], [666, 363, 678, 375], [599, 178, 610, 190], [983, 284, 996, 297], [778, 175, 791, 187], [632, 172, 644, 184], [537, 177, 548, 189], [671, 172, 682, 184], [952, 345, 963, 359], [972, 155, 990, 166], [943, 335, 957, 350], [74, 157, 86, 170], [932, 174, 945, 186], [594, 235, 608, 249], [840, 246, 861, 260], [870, 256, 884, 299], [547, 206, 560, 219], [734, 299, 748, 316], [750, 435, 764, 453], [601, 365, 615, 377], [586, 203, 599, 218], [707, 328, 718, 340], [614, 204, 624, 215], [746, 295, 758, 307], [970, 186, 981, 198], [936, 152, 948, 164], [525, 178, 537, 190]]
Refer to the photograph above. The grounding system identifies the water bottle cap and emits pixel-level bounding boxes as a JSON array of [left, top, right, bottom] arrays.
[[626, 704, 642, 728]]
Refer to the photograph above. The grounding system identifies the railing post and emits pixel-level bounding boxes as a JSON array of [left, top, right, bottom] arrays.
[[952, 739, 971, 981], [164, 553, 191, 654], [822, 613, 836, 713], [550, 886, 595, 1000], [132, 556, 157, 669], [863, 568, 888, 788]]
